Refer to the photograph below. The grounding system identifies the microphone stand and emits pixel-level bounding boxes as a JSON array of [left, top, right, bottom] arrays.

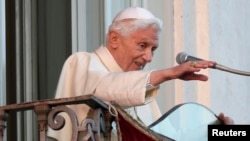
[[213, 64, 250, 76]]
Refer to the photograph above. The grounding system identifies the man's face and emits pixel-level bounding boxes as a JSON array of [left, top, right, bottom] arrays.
[[113, 27, 159, 71]]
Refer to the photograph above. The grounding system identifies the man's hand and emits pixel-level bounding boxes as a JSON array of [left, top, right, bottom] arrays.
[[218, 113, 234, 125]]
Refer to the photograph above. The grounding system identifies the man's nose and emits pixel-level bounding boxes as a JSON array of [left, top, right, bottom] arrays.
[[143, 51, 152, 62]]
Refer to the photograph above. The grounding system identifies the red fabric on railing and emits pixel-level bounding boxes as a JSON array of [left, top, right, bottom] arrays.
[[117, 112, 156, 141]]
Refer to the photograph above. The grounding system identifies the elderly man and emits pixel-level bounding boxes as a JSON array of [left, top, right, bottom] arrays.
[[48, 7, 233, 141]]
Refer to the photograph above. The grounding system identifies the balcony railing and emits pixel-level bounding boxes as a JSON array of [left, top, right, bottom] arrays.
[[0, 95, 173, 141], [0, 95, 114, 141]]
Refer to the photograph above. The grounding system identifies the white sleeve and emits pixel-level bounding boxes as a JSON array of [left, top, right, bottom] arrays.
[[146, 70, 159, 90], [94, 71, 159, 108]]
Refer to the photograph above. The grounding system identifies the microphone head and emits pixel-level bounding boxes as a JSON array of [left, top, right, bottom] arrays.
[[176, 52, 188, 64]]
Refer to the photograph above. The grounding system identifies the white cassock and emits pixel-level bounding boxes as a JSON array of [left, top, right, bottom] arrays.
[[47, 46, 162, 141]]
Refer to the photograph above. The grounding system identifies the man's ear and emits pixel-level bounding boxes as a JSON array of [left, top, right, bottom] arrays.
[[108, 31, 119, 48]]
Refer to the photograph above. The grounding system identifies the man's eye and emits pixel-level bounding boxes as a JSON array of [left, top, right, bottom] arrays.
[[139, 43, 146, 49], [152, 47, 157, 52]]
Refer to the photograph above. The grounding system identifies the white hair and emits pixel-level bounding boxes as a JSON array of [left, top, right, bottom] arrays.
[[106, 18, 162, 43]]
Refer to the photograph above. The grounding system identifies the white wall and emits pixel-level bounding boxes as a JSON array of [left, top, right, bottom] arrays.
[[209, 0, 250, 124], [171, 0, 250, 124]]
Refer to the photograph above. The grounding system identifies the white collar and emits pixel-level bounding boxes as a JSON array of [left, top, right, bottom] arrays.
[[94, 46, 123, 72]]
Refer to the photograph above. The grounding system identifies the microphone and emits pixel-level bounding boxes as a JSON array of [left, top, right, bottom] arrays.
[[176, 52, 203, 64], [176, 52, 250, 76]]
